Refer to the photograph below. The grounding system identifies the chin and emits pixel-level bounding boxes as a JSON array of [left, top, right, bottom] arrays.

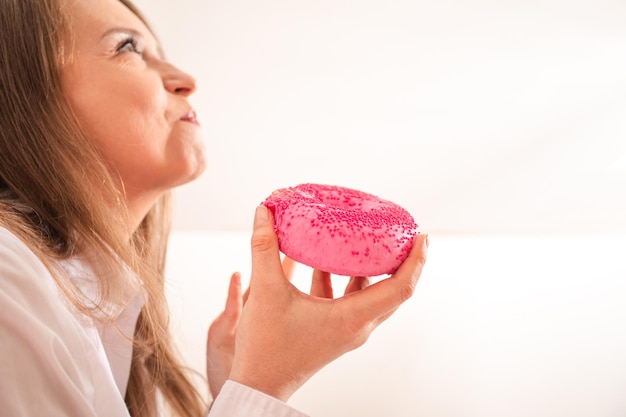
[[178, 150, 208, 186]]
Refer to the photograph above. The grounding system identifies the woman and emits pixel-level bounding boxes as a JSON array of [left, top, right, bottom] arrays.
[[0, 0, 428, 416]]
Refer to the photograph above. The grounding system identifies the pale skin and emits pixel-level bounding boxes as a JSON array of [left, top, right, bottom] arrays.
[[61, 0, 429, 404], [207, 255, 373, 398], [61, 0, 206, 233], [208, 206, 428, 401]]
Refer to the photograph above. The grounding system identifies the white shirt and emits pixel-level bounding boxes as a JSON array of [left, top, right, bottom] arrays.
[[0, 227, 308, 417]]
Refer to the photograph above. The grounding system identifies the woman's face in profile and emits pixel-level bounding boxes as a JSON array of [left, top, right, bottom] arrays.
[[60, 0, 207, 206]]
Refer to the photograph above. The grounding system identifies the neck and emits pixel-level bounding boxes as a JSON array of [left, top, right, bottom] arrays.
[[120, 189, 165, 240]]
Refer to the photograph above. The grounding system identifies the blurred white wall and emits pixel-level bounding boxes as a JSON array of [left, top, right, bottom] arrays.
[[166, 232, 626, 416], [127, 1, 626, 414], [132, 0, 626, 235]]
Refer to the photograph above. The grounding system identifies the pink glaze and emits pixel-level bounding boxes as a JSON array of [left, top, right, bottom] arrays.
[[263, 183, 418, 277]]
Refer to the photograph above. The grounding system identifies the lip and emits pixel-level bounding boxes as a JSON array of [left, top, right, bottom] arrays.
[[180, 110, 200, 125]]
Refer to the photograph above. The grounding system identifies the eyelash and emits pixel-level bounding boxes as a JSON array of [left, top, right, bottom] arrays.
[[116, 35, 143, 56]]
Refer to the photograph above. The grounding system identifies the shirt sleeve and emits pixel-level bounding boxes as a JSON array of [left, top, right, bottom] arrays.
[[0, 229, 129, 417], [208, 380, 310, 417]]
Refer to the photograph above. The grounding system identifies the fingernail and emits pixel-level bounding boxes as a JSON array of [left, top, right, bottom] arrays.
[[424, 234, 429, 249], [254, 205, 269, 227], [232, 272, 242, 286]]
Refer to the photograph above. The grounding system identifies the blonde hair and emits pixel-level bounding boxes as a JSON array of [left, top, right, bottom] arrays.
[[0, 1, 206, 416]]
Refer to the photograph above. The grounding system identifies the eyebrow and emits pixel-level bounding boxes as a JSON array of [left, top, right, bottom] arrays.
[[100, 27, 165, 59], [100, 27, 141, 41]]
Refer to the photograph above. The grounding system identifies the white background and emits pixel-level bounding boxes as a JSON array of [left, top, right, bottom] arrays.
[[165, 232, 626, 416], [132, 0, 626, 235], [129, 0, 626, 415]]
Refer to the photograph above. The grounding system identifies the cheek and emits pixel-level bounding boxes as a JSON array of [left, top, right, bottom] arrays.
[[99, 80, 166, 133], [73, 78, 168, 156], [62, 64, 186, 188], [97, 111, 169, 181], [65, 61, 161, 125]]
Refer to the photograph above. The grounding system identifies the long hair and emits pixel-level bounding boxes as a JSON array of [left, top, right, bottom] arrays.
[[0, 1, 207, 416]]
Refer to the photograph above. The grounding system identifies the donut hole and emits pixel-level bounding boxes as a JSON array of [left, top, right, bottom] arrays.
[[299, 184, 378, 211]]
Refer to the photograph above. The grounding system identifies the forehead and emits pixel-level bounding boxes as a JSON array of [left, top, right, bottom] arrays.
[[64, 0, 153, 44]]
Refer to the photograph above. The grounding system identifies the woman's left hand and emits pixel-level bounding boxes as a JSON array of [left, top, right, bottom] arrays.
[[206, 272, 243, 399], [206, 258, 296, 398]]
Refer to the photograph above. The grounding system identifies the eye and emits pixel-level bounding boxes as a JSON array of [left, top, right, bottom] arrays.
[[116, 35, 144, 57]]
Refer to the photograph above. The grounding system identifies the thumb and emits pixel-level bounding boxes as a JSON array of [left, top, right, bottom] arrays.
[[250, 205, 285, 285]]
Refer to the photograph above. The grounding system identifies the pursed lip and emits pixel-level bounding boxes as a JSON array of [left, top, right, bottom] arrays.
[[180, 109, 199, 125]]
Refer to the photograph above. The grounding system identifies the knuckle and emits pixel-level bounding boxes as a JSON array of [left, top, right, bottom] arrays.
[[224, 307, 239, 321], [341, 314, 377, 349], [250, 231, 275, 252], [399, 281, 416, 302], [415, 251, 427, 265], [351, 332, 370, 350], [342, 326, 372, 352]]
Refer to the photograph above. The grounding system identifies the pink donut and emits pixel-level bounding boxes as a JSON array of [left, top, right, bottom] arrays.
[[262, 183, 418, 277]]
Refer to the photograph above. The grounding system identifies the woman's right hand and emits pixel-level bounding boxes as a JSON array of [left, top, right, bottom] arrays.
[[228, 205, 428, 401]]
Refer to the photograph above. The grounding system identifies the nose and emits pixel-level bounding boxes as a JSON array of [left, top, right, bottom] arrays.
[[162, 64, 197, 97]]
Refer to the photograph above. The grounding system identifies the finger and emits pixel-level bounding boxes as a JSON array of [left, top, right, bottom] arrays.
[[348, 234, 428, 321], [281, 256, 297, 281], [311, 269, 333, 298], [250, 205, 286, 286], [344, 276, 370, 295], [242, 286, 251, 304], [224, 272, 243, 321]]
